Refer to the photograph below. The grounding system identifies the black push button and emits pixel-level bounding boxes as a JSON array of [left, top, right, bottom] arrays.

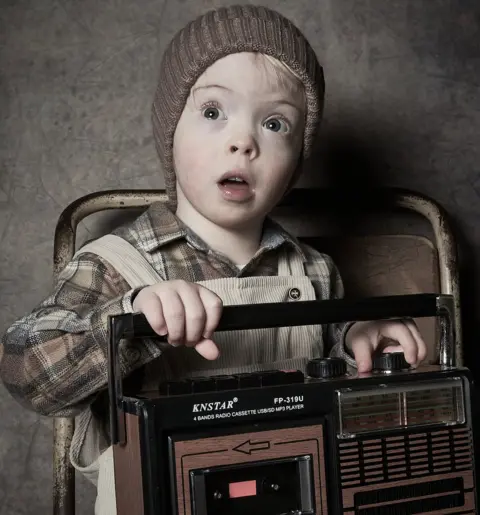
[[261, 370, 305, 386], [280, 370, 304, 384], [235, 372, 262, 388], [191, 377, 216, 393], [213, 375, 239, 390], [158, 380, 192, 396], [260, 370, 287, 386]]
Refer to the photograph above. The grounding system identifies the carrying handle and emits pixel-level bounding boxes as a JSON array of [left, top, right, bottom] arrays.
[[108, 293, 455, 445]]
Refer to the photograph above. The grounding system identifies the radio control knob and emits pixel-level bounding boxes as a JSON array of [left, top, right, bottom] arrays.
[[306, 358, 347, 379], [373, 352, 410, 371]]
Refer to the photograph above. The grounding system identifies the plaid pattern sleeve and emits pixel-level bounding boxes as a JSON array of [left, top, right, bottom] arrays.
[[301, 243, 357, 368], [0, 252, 164, 417], [0, 203, 357, 418]]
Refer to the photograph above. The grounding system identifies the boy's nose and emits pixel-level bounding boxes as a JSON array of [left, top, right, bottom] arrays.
[[227, 135, 258, 158]]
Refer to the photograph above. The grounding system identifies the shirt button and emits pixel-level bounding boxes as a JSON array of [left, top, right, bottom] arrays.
[[288, 287, 301, 300]]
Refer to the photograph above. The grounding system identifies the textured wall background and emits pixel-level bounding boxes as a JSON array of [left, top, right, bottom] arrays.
[[1, 0, 479, 513]]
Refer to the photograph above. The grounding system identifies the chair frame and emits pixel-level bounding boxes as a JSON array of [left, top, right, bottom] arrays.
[[51, 187, 462, 515]]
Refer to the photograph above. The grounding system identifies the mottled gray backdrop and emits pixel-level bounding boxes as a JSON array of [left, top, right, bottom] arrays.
[[1, 0, 479, 513]]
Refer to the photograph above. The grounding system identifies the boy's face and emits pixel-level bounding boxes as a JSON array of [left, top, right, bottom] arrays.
[[172, 52, 306, 230]]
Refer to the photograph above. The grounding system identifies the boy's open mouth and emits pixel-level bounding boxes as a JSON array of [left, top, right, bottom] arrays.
[[218, 170, 251, 187], [219, 177, 248, 186], [217, 171, 254, 201]]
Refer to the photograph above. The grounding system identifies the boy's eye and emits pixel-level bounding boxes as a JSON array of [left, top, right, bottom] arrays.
[[203, 107, 221, 120], [264, 118, 288, 133]]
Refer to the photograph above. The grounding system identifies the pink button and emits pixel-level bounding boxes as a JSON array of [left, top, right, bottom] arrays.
[[228, 480, 257, 498]]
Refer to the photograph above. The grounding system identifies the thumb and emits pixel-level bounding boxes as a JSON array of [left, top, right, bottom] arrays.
[[194, 338, 220, 360]]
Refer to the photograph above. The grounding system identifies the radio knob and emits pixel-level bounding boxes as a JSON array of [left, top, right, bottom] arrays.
[[373, 352, 410, 371], [306, 358, 347, 379]]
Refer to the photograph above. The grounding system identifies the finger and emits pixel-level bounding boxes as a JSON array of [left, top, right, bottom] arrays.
[[350, 334, 374, 373], [403, 319, 428, 363], [381, 344, 403, 354], [380, 341, 403, 354], [179, 287, 207, 347], [376, 337, 401, 354], [158, 290, 185, 347], [194, 338, 220, 360], [198, 287, 223, 339], [139, 291, 167, 336], [381, 322, 418, 365]]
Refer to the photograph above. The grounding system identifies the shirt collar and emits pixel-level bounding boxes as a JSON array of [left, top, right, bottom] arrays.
[[136, 201, 307, 262]]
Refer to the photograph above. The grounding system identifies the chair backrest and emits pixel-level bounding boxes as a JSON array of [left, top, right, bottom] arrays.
[[51, 187, 461, 515]]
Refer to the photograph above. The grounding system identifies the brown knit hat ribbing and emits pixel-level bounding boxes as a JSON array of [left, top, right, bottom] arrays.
[[152, 5, 325, 210]]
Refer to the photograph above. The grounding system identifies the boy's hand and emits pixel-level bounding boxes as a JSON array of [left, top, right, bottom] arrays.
[[345, 319, 427, 373], [132, 280, 223, 360]]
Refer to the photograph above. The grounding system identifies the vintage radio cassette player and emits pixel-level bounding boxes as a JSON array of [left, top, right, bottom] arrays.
[[107, 293, 477, 515]]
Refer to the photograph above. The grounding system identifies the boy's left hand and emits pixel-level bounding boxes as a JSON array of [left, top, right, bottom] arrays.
[[345, 319, 427, 373]]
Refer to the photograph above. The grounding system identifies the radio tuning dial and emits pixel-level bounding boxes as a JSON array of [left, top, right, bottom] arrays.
[[306, 357, 347, 379], [373, 352, 410, 371]]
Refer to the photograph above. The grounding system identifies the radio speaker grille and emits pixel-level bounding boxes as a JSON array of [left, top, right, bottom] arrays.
[[339, 427, 475, 514]]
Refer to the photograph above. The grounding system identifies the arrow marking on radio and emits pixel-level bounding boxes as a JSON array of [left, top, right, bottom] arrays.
[[233, 439, 270, 455]]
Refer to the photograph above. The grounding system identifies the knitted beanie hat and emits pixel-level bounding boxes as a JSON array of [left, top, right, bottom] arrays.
[[152, 4, 325, 210]]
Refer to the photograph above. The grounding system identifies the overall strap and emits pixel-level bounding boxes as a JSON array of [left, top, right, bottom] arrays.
[[74, 234, 162, 288], [277, 245, 306, 277]]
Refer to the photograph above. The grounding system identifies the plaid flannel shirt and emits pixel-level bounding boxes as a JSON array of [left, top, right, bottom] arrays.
[[0, 202, 354, 417]]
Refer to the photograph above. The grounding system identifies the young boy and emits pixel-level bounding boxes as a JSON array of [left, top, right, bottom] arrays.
[[0, 5, 426, 513]]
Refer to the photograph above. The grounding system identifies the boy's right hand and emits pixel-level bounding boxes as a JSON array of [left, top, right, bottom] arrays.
[[132, 280, 223, 360]]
